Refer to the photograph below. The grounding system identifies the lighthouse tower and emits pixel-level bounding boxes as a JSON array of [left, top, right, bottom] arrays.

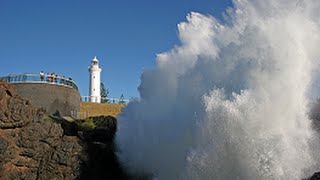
[[89, 56, 102, 103]]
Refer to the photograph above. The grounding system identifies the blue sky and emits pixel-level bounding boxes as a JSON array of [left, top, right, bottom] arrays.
[[0, 0, 232, 99]]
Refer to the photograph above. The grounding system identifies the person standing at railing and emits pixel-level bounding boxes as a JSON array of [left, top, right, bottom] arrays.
[[51, 73, 55, 83], [22, 74, 27, 82], [55, 74, 59, 83], [61, 76, 65, 85], [40, 71, 45, 81], [46, 73, 51, 82], [67, 77, 72, 86]]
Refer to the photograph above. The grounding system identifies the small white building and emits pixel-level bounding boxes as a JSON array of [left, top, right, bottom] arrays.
[[88, 56, 102, 103]]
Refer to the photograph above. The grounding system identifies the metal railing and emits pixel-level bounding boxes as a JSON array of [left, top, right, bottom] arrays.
[[70, 110, 88, 119], [81, 96, 129, 104], [0, 74, 79, 91]]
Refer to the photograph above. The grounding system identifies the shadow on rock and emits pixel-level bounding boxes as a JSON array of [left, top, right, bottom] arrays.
[[76, 116, 129, 180]]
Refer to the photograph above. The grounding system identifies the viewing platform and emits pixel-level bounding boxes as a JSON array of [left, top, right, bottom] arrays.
[[0, 73, 130, 118], [0, 74, 80, 116], [0, 74, 79, 91]]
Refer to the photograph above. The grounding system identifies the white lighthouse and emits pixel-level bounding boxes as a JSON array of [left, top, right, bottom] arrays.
[[89, 56, 102, 103]]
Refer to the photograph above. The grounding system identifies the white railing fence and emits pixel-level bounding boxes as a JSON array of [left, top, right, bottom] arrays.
[[80, 96, 129, 104]]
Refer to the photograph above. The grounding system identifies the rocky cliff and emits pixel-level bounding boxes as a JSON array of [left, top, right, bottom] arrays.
[[0, 81, 129, 180]]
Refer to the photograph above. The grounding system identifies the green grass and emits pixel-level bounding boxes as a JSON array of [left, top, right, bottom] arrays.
[[74, 118, 96, 130], [43, 114, 62, 123], [43, 114, 97, 131]]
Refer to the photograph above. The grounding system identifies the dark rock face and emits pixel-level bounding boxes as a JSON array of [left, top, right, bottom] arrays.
[[79, 116, 128, 180], [0, 81, 130, 179], [309, 172, 320, 180], [308, 100, 320, 180]]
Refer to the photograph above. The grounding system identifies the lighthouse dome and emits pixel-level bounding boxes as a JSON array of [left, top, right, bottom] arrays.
[[91, 56, 99, 66]]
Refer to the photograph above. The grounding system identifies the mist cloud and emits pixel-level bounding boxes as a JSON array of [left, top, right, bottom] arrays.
[[116, 0, 320, 179]]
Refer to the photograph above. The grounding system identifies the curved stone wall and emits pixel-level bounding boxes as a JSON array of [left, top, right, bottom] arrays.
[[11, 83, 80, 116]]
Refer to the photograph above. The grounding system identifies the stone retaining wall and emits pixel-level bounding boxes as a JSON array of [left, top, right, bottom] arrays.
[[11, 83, 80, 116]]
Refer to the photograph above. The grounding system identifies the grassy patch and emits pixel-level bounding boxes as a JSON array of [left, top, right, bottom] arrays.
[[42, 114, 117, 133], [74, 118, 96, 131], [43, 114, 97, 131], [80, 102, 124, 118], [43, 114, 62, 123]]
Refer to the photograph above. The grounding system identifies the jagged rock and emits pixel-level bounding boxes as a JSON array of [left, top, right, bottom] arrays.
[[0, 81, 130, 180], [36, 136, 82, 180], [0, 81, 84, 179], [0, 81, 34, 128]]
